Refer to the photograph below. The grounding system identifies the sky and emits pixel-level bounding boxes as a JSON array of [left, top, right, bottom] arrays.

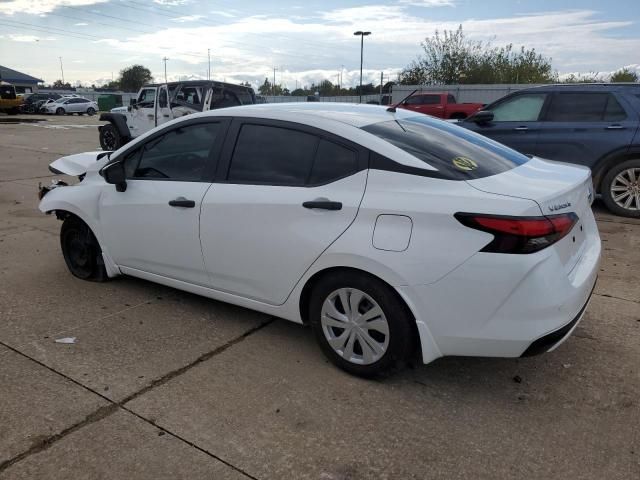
[[0, 0, 639, 90]]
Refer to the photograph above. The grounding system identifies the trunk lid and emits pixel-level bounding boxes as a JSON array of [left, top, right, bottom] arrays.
[[466, 157, 595, 274]]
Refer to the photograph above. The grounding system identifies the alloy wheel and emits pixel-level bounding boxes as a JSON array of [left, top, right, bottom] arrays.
[[610, 167, 640, 211], [320, 288, 390, 365]]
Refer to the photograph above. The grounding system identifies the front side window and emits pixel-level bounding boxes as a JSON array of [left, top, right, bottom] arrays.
[[404, 96, 423, 105], [421, 95, 441, 105], [447, 94, 456, 104], [158, 88, 168, 108], [362, 115, 529, 180], [227, 124, 319, 185], [490, 93, 547, 121], [125, 122, 219, 181], [137, 88, 155, 108]]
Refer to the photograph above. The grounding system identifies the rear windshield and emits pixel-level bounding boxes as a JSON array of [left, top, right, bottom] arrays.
[[362, 115, 529, 180]]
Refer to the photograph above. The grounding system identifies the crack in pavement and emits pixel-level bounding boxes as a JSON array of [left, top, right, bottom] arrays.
[[593, 292, 640, 305], [0, 318, 274, 478]]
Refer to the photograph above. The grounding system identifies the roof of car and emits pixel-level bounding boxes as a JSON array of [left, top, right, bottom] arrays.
[[199, 102, 417, 128], [518, 83, 640, 92], [145, 80, 253, 90]]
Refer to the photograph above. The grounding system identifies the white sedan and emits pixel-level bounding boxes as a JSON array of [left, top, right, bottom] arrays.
[[39, 103, 600, 377], [45, 97, 98, 115]]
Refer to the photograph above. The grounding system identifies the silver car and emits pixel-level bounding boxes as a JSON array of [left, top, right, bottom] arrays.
[[45, 97, 98, 116]]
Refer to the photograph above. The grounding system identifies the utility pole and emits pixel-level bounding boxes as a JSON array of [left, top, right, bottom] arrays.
[[58, 56, 65, 85], [162, 57, 169, 83], [272, 67, 278, 96], [207, 49, 211, 81], [353, 31, 371, 103], [340, 65, 344, 91]]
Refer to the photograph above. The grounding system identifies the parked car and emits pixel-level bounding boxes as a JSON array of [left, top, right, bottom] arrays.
[[39, 103, 600, 377], [98, 80, 256, 151], [21, 92, 61, 113], [44, 97, 98, 116], [460, 84, 640, 217], [397, 92, 483, 119], [0, 81, 22, 115]]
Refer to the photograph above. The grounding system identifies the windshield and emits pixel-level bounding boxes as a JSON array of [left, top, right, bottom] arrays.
[[362, 115, 529, 180]]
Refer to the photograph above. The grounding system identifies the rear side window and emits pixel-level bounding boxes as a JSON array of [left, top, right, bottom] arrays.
[[228, 124, 318, 185], [362, 115, 529, 180], [604, 95, 627, 121], [545, 93, 624, 122], [309, 140, 358, 185], [490, 93, 547, 121]]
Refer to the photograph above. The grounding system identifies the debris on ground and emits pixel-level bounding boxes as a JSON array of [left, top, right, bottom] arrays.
[[54, 337, 76, 344]]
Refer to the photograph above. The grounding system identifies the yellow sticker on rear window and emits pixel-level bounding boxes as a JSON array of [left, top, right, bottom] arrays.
[[452, 156, 478, 171]]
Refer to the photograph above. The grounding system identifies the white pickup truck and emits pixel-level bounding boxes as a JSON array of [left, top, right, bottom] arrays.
[[98, 80, 256, 150]]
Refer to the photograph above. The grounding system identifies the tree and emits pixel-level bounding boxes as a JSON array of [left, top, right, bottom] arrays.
[[400, 25, 555, 85], [51, 79, 72, 89], [610, 68, 638, 83], [561, 72, 602, 83], [118, 65, 153, 92], [257, 77, 284, 95]]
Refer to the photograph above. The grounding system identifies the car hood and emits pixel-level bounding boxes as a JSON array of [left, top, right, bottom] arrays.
[[49, 151, 108, 176]]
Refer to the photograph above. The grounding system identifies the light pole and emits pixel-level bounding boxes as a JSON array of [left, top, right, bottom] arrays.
[[59, 56, 65, 85], [208, 48, 211, 80], [162, 57, 169, 83], [353, 31, 370, 103]]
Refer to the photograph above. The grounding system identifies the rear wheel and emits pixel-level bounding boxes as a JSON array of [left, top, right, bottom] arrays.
[[60, 216, 108, 282], [56, 107, 65, 115], [99, 123, 123, 151], [601, 159, 640, 218], [309, 271, 416, 377]]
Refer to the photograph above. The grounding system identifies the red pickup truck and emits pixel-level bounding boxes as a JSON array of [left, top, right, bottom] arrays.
[[397, 93, 483, 119]]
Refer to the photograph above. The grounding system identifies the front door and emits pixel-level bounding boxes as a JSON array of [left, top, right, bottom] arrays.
[[200, 120, 367, 305], [462, 92, 549, 156], [155, 84, 173, 127], [99, 120, 226, 285], [128, 87, 157, 137], [534, 92, 638, 168]]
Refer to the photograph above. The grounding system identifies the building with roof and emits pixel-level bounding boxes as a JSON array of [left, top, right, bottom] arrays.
[[0, 65, 44, 93]]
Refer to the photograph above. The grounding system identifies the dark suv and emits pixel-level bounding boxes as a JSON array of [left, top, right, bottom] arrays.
[[460, 84, 640, 217]]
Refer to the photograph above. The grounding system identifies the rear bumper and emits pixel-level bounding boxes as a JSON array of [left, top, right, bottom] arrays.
[[520, 279, 595, 357], [398, 218, 601, 363]]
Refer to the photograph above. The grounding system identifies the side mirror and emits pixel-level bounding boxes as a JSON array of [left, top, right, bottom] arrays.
[[129, 98, 137, 106], [103, 162, 127, 192], [470, 110, 494, 124]]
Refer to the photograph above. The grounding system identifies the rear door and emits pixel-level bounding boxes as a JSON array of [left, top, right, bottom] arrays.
[[200, 119, 368, 305], [463, 92, 549, 156], [534, 92, 638, 168]]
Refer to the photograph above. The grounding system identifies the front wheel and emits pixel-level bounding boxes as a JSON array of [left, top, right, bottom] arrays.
[[56, 107, 65, 115], [309, 271, 416, 377], [60, 216, 108, 282], [601, 159, 640, 218], [99, 123, 123, 151], [87, 107, 96, 116]]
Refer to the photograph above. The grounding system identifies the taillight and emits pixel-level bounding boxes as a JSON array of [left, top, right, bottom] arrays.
[[455, 212, 578, 254]]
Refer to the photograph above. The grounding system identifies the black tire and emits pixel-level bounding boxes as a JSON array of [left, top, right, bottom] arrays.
[[7, 107, 19, 115], [309, 270, 416, 378], [87, 107, 96, 116], [56, 107, 65, 115], [601, 159, 640, 218], [99, 123, 123, 151], [60, 216, 108, 282]]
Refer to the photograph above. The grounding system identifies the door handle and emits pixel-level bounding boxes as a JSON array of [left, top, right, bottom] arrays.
[[303, 200, 342, 211], [147, 114, 154, 119], [168, 197, 195, 208], [606, 124, 625, 130], [513, 126, 529, 131]]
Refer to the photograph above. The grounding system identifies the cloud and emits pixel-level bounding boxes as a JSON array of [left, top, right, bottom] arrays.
[[398, 0, 455, 6], [153, 0, 190, 5], [0, 0, 108, 15], [5, 33, 56, 42], [171, 15, 205, 23], [74, 22, 89, 26], [210, 10, 236, 18]]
